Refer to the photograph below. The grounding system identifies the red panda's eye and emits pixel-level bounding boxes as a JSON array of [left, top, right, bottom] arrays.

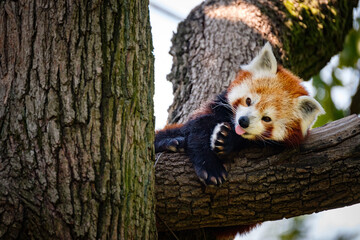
[[246, 97, 251, 106], [262, 116, 272, 122]]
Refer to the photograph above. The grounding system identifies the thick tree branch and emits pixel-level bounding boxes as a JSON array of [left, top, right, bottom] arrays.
[[155, 115, 360, 232]]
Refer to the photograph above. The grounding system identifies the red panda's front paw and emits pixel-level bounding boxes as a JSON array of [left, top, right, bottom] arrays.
[[166, 137, 186, 152], [155, 136, 185, 153], [211, 122, 232, 155], [194, 158, 228, 185]]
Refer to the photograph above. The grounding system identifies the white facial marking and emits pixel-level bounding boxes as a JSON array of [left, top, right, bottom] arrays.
[[272, 119, 288, 141], [228, 83, 250, 105]]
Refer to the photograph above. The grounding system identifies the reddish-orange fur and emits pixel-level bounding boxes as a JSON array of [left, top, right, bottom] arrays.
[[228, 70, 252, 94], [283, 119, 304, 146], [262, 124, 273, 139], [215, 223, 260, 240], [156, 123, 184, 133]]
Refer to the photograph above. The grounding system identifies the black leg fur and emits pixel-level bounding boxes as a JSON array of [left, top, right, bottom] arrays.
[[184, 115, 229, 185], [155, 92, 249, 185]]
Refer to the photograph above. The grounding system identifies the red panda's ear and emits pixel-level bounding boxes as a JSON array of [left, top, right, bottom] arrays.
[[297, 96, 325, 135], [242, 42, 277, 76]]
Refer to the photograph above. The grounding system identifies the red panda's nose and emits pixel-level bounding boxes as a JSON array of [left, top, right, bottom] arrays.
[[239, 116, 250, 128]]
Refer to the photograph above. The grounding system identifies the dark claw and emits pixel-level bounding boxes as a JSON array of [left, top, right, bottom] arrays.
[[166, 137, 186, 152], [223, 164, 228, 172], [167, 139, 179, 152], [210, 176, 218, 185], [215, 145, 224, 151], [221, 172, 227, 181], [216, 139, 224, 144], [220, 131, 228, 136], [199, 170, 208, 180]]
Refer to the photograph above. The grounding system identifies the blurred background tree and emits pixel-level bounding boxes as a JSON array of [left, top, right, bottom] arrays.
[[279, 217, 307, 240], [313, 8, 360, 127]]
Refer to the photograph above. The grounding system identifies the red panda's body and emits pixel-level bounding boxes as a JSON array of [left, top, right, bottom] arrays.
[[155, 43, 324, 237], [156, 43, 324, 185]]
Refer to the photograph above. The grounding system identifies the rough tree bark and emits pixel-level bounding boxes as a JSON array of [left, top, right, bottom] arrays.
[[0, 1, 156, 239], [155, 115, 360, 235], [157, 0, 358, 239], [167, 0, 357, 124]]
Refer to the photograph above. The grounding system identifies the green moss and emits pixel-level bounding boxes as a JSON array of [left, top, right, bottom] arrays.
[[97, 0, 156, 239], [279, 0, 355, 79]]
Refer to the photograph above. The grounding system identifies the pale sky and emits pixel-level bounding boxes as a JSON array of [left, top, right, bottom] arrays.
[[149, 1, 360, 239]]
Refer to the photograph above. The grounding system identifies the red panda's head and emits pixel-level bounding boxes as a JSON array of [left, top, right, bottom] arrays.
[[227, 43, 324, 145]]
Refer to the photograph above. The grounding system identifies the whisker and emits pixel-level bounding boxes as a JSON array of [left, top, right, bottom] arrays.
[[218, 96, 236, 113], [212, 101, 235, 114], [256, 135, 267, 147], [257, 134, 283, 147]]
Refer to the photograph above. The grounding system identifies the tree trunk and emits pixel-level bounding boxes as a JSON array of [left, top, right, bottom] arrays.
[[156, 115, 360, 237], [167, 0, 357, 124], [0, 1, 156, 239]]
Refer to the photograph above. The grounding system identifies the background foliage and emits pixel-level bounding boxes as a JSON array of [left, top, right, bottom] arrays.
[[313, 10, 360, 128]]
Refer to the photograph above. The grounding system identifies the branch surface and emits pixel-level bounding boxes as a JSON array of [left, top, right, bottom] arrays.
[[155, 115, 360, 231]]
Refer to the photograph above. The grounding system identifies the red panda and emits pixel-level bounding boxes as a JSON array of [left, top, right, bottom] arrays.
[[155, 42, 324, 185], [155, 43, 324, 239]]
